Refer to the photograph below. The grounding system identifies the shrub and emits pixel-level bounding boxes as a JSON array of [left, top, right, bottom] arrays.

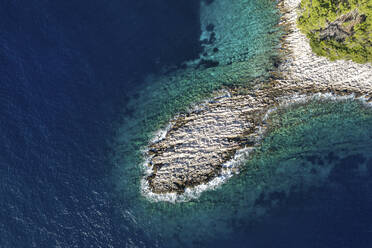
[[297, 0, 372, 63]]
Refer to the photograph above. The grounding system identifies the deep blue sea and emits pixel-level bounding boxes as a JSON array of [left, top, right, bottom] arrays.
[[1, 0, 372, 247]]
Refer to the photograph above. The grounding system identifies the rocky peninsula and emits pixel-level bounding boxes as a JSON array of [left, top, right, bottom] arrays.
[[143, 0, 372, 196]]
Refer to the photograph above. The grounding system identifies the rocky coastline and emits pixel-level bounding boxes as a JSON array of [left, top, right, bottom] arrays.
[[143, 0, 372, 196]]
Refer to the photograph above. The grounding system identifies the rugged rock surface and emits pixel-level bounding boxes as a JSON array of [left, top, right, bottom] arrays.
[[146, 78, 372, 194], [146, 90, 267, 194], [144, 0, 372, 195]]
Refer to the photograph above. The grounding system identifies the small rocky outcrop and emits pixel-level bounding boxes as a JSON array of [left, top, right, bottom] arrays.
[[146, 91, 266, 194], [144, 0, 372, 196], [145, 79, 372, 194]]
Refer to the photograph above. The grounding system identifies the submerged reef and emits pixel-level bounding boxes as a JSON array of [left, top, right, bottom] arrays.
[[189, 0, 281, 67], [297, 0, 372, 63]]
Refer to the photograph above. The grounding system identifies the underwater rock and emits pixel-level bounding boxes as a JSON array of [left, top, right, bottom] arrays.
[[206, 23, 215, 32], [196, 59, 219, 69], [197, 0, 281, 66]]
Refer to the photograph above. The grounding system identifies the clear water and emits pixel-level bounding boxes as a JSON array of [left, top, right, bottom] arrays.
[[112, 93, 372, 247], [2, 0, 372, 247]]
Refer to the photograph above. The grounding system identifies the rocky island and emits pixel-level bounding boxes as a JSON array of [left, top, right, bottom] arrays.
[[142, 0, 372, 197]]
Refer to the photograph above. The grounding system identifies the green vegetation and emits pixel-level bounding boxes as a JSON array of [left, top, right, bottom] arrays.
[[297, 0, 372, 63]]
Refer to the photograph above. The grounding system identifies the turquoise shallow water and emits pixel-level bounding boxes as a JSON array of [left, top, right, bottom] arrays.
[[4, 0, 371, 247], [108, 0, 372, 247], [111, 95, 372, 247]]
